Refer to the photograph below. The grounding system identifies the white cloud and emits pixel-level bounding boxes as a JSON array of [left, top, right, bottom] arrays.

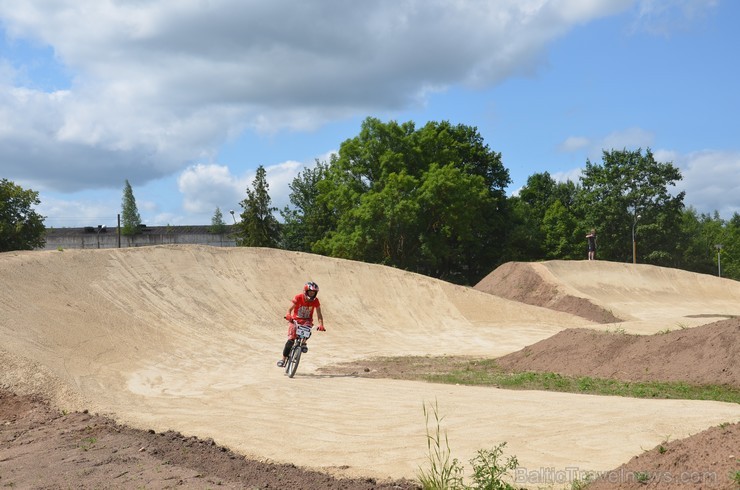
[[665, 150, 740, 218], [558, 136, 590, 152], [0, 0, 633, 193], [176, 157, 329, 220], [632, 0, 719, 36], [550, 148, 740, 220], [36, 195, 118, 228], [600, 127, 655, 153], [565, 127, 656, 162], [552, 168, 583, 184], [177, 164, 246, 214]]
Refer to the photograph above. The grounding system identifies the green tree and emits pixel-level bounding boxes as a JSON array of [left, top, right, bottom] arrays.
[[280, 159, 333, 252], [676, 208, 718, 275], [236, 165, 280, 247], [310, 117, 510, 284], [722, 214, 740, 280], [505, 174, 582, 261], [579, 148, 684, 264], [121, 179, 142, 236], [542, 199, 583, 259], [209, 207, 228, 235], [678, 209, 740, 280], [0, 178, 46, 251], [416, 164, 494, 283]]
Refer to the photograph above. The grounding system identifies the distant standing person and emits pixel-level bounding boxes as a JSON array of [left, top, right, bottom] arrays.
[[586, 229, 597, 260]]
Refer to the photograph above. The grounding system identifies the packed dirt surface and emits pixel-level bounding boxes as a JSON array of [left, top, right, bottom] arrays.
[[320, 319, 739, 388], [0, 389, 419, 489], [319, 320, 740, 488], [1, 246, 739, 488]]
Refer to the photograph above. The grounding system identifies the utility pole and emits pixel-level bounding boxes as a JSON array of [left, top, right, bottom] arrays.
[[632, 214, 641, 264], [716, 244, 723, 277]]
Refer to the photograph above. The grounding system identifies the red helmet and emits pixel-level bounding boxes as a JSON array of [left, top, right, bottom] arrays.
[[303, 281, 319, 301]]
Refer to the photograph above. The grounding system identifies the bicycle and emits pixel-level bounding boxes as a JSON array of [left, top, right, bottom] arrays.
[[284, 321, 313, 378]]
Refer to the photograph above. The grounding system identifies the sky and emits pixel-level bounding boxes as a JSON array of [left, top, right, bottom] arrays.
[[1, 0, 738, 229]]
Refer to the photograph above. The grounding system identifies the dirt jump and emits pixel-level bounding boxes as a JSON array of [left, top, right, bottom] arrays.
[[1, 246, 738, 488]]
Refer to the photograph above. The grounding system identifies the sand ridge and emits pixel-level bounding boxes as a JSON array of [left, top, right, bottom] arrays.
[[1, 246, 739, 485]]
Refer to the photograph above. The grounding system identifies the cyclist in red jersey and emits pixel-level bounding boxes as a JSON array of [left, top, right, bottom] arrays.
[[277, 281, 325, 367]]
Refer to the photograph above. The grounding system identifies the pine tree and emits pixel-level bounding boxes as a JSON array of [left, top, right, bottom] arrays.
[[209, 207, 228, 234], [121, 179, 142, 236], [236, 166, 280, 247]]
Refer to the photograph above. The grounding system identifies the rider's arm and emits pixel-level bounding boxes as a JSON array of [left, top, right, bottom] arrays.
[[316, 306, 324, 326], [286, 302, 295, 320]]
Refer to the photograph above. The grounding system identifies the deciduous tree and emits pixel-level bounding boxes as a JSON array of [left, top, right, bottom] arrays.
[[280, 160, 332, 252], [579, 148, 684, 264], [309, 117, 509, 284], [0, 179, 46, 251]]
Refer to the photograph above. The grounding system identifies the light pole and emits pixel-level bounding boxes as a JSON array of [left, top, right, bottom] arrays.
[[229, 210, 236, 224], [632, 214, 641, 264], [716, 244, 723, 277], [96, 224, 106, 249]]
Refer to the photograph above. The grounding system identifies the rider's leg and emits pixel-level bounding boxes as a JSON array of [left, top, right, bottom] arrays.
[[278, 322, 298, 366], [282, 339, 294, 358], [277, 339, 293, 367]]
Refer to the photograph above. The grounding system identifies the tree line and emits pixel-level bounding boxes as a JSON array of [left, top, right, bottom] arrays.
[[2, 117, 737, 283], [233, 118, 738, 283]]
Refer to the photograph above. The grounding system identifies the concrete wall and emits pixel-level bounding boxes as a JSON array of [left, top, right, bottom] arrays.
[[44, 232, 237, 250]]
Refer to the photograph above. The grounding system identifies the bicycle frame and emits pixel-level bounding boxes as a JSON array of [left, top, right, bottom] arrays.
[[285, 322, 312, 378]]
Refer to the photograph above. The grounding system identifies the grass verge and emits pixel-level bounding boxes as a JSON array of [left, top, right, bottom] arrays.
[[422, 359, 740, 403]]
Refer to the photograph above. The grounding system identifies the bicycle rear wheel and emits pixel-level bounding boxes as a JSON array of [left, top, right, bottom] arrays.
[[286, 344, 302, 378]]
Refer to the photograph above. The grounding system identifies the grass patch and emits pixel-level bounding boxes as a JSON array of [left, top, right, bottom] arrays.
[[421, 359, 740, 403]]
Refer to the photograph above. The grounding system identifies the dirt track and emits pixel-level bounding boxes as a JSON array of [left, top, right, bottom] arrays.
[[1, 246, 739, 487]]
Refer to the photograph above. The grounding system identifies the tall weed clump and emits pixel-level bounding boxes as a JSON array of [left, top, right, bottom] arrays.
[[418, 400, 464, 489], [417, 400, 519, 490]]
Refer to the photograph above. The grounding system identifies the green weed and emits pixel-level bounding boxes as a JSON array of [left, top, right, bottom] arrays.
[[570, 474, 594, 490], [417, 401, 520, 490], [79, 436, 97, 451], [467, 443, 519, 490], [634, 471, 650, 483], [418, 400, 464, 490]]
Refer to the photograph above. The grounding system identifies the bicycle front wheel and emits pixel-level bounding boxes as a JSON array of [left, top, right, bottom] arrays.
[[286, 344, 302, 378]]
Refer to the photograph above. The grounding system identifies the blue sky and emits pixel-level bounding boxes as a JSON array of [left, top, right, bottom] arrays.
[[1, 0, 738, 229]]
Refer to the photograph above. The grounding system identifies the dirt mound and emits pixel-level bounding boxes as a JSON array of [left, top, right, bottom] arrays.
[[495, 317, 740, 387], [586, 422, 739, 489], [474, 261, 622, 323], [3, 247, 739, 488], [0, 389, 419, 489]]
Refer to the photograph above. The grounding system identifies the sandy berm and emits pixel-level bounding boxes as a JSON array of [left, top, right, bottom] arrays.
[[1, 245, 739, 487]]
